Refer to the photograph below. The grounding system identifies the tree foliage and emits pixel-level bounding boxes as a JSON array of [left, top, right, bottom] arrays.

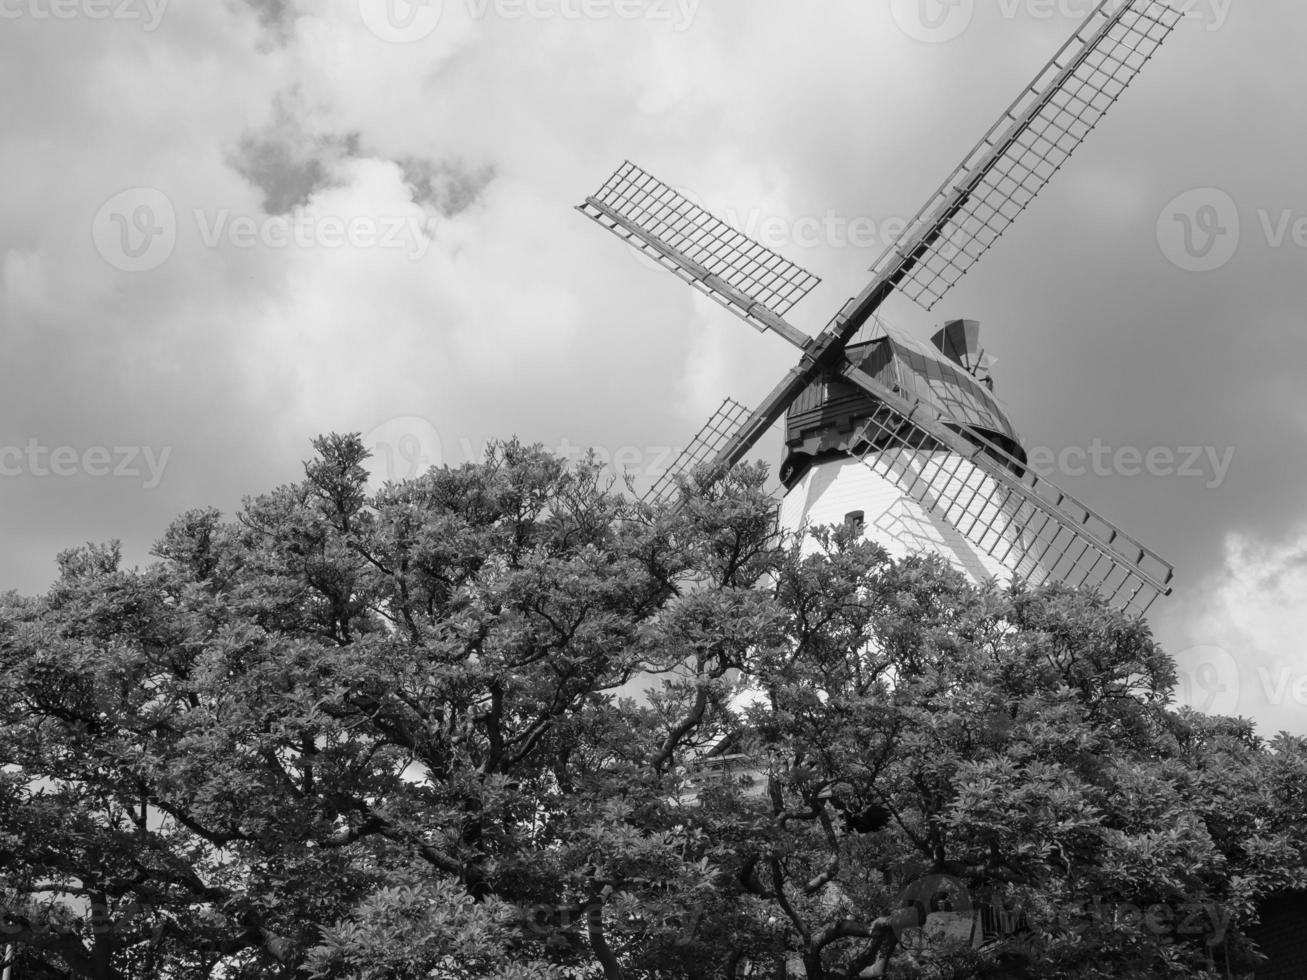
[[1, 435, 1303, 979]]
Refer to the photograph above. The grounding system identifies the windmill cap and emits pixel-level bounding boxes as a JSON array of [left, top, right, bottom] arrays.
[[930, 319, 983, 369]]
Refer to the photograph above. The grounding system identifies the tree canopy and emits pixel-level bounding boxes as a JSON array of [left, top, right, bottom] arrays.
[[1, 435, 1304, 980]]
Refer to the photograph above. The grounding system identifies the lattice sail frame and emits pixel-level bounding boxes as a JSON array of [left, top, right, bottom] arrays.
[[843, 366, 1173, 614], [578, 0, 1185, 611], [869, 0, 1184, 310], [579, 162, 818, 346], [646, 397, 754, 507]]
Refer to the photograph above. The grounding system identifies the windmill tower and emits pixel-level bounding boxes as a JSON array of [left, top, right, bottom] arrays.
[[776, 317, 1030, 585], [579, 0, 1180, 615]]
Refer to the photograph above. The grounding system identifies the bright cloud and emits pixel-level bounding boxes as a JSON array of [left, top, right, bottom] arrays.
[[1167, 528, 1307, 737], [2, 0, 1307, 660]]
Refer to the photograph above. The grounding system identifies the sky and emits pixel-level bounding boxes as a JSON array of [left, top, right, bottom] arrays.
[[1, 0, 1304, 736]]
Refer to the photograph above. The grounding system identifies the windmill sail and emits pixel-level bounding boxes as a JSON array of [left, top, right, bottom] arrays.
[[869, 0, 1184, 310], [646, 397, 754, 507], [578, 0, 1184, 612], [839, 363, 1173, 613], [579, 162, 817, 349], [702, 0, 1186, 473]]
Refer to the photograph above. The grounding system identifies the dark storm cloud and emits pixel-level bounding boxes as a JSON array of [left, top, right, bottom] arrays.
[[230, 99, 360, 214], [242, 0, 296, 38], [400, 158, 495, 217]]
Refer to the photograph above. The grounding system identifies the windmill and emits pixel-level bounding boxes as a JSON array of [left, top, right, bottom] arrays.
[[578, 0, 1181, 615]]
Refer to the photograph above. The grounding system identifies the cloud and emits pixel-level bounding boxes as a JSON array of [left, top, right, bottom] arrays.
[[2, 0, 1306, 629], [242, 0, 297, 38], [1164, 527, 1307, 737], [399, 157, 495, 217], [230, 96, 359, 214]]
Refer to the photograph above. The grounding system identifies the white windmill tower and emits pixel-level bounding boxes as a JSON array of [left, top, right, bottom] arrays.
[[579, 0, 1180, 615]]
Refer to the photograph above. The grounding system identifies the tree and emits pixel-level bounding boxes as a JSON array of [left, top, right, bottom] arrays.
[[0, 435, 1303, 979]]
